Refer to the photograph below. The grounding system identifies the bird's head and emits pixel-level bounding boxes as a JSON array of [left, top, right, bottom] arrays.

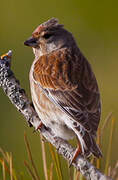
[[24, 18, 77, 58]]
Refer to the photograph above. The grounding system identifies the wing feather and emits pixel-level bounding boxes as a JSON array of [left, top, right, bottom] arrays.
[[33, 48, 101, 135]]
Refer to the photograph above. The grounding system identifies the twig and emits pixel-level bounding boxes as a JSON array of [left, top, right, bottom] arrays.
[[0, 50, 112, 180], [40, 134, 48, 180], [24, 161, 37, 180], [2, 160, 6, 180], [100, 112, 113, 137], [9, 153, 13, 180], [24, 133, 40, 180], [49, 163, 53, 180]]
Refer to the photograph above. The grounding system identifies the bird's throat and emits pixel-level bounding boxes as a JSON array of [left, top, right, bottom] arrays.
[[33, 48, 43, 60]]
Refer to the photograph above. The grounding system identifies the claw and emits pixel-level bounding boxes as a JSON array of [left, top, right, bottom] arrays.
[[36, 121, 43, 130], [33, 121, 43, 133], [37, 121, 43, 130]]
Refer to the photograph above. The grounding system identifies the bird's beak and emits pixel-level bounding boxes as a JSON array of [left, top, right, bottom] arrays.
[[24, 37, 38, 47]]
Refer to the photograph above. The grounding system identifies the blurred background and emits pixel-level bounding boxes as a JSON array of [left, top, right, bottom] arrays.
[[0, 0, 118, 179]]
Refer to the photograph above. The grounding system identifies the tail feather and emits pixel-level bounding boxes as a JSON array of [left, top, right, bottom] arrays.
[[90, 135, 102, 158], [76, 126, 102, 158]]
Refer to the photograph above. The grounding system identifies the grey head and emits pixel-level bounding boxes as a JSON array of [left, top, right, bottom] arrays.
[[24, 18, 78, 57]]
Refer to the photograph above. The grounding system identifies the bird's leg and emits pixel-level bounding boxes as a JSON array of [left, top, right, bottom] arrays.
[[69, 139, 82, 167], [37, 121, 43, 130], [34, 121, 47, 142], [33, 121, 43, 133]]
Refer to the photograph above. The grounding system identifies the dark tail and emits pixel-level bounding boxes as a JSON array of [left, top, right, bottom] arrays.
[[89, 135, 102, 158], [77, 128, 102, 158]]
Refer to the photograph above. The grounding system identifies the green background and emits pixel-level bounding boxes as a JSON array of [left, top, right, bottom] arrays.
[[0, 0, 118, 179]]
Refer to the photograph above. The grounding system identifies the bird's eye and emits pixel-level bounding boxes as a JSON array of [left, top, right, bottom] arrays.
[[43, 33, 52, 39]]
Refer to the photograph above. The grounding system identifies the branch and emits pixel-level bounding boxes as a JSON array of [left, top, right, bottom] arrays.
[[0, 50, 112, 180]]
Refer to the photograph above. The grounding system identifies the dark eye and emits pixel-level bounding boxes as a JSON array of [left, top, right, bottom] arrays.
[[43, 33, 52, 39]]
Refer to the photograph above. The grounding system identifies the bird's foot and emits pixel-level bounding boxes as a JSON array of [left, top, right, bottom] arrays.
[[69, 143, 82, 167], [37, 121, 43, 130], [33, 121, 43, 133]]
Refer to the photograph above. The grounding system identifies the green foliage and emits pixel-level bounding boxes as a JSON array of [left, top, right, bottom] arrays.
[[0, 113, 118, 180]]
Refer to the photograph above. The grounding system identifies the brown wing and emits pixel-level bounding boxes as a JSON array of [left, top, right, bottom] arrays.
[[33, 48, 101, 135]]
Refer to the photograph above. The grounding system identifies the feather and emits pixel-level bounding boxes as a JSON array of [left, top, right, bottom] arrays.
[[32, 40, 102, 158]]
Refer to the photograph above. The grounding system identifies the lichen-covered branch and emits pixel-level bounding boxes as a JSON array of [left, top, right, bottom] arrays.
[[0, 51, 112, 180]]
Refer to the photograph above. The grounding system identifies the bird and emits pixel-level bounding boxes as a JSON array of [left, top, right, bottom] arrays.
[[24, 18, 102, 164]]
